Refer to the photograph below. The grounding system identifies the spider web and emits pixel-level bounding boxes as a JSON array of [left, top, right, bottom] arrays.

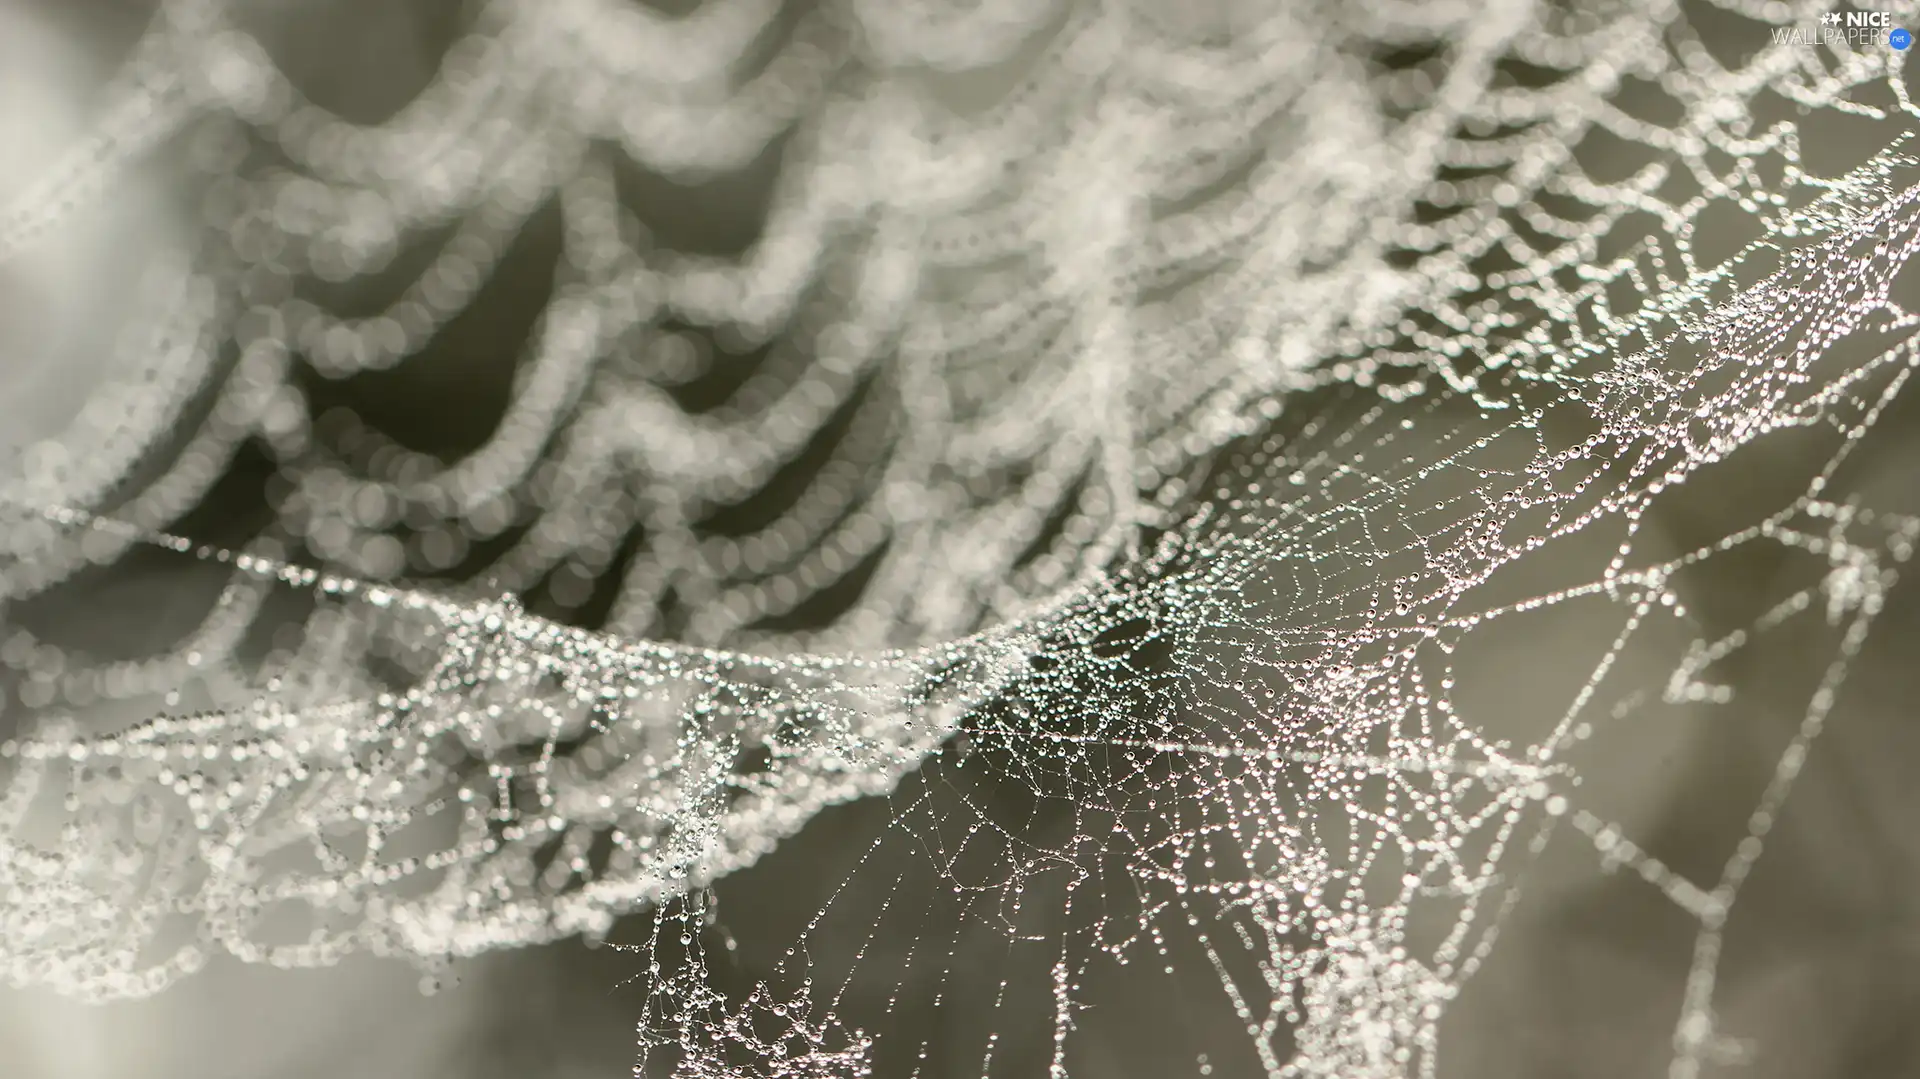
[[3, 0, 1920, 1076]]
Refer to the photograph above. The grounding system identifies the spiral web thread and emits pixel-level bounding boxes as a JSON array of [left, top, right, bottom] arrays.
[[3, 0, 1920, 1075]]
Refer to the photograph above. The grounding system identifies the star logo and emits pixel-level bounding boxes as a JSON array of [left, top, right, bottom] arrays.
[[1822, 10, 1841, 23]]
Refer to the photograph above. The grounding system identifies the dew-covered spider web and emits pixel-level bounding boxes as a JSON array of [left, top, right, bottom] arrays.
[[4, 0, 1920, 1076]]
